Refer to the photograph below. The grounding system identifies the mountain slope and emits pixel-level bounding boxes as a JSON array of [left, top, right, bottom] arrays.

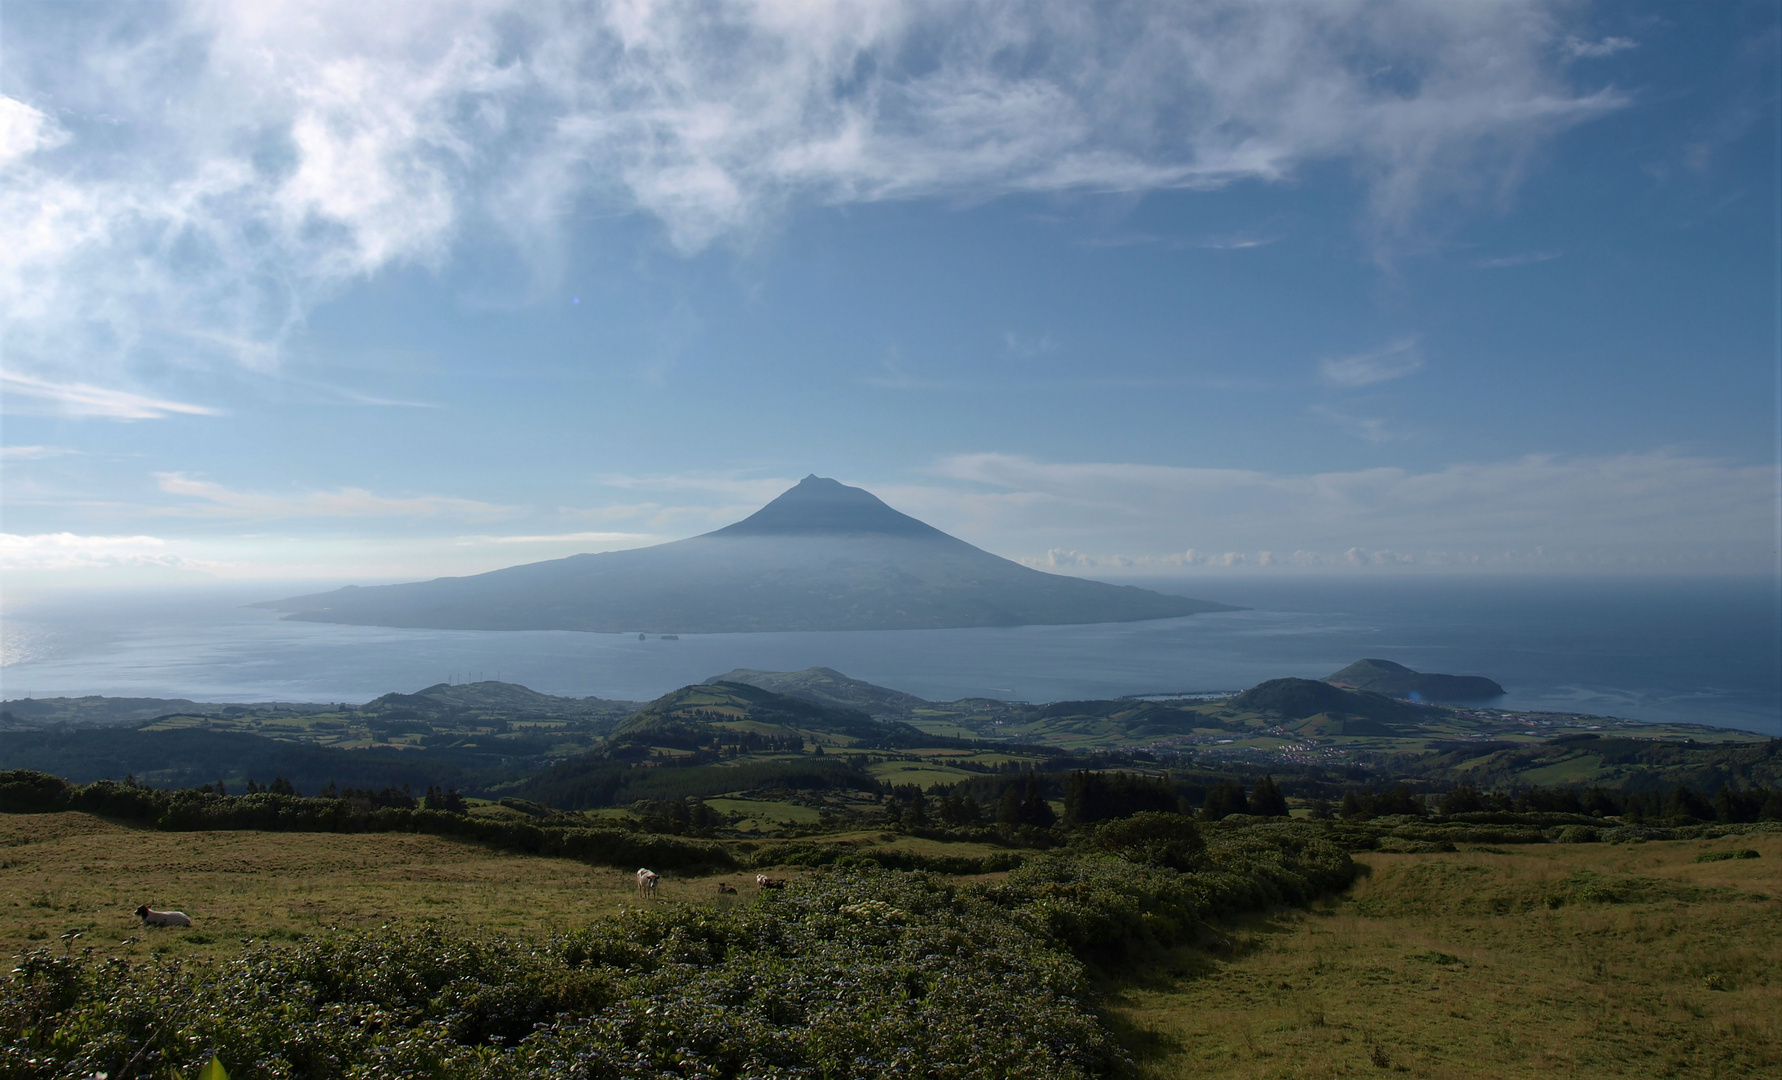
[[258, 476, 1236, 633]]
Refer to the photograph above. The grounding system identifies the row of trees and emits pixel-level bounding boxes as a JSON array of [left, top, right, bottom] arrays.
[[886, 773, 1058, 830]]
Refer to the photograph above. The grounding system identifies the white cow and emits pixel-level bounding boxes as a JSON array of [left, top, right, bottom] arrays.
[[135, 905, 192, 928], [636, 868, 660, 898]]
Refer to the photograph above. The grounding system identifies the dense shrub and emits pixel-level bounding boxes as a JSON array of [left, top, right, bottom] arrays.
[[1090, 811, 1205, 871], [3, 870, 1121, 1080], [980, 824, 1358, 963]]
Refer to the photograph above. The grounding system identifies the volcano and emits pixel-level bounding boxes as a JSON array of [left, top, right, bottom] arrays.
[[258, 475, 1235, 632]]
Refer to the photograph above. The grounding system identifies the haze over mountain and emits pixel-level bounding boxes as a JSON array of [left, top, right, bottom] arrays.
[[261, 477, 1234, 633]]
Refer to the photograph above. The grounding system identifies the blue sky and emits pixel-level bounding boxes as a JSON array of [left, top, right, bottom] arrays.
[[1, 0, 1777, 594]]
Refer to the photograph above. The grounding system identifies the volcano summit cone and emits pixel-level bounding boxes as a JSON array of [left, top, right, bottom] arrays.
[[260, 476, 1236, 633]]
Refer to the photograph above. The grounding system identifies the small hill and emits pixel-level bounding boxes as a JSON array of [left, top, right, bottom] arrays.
[[1, 695, 331, 728], [510, 682, 912, 809], [1228, 678, 1422, 726], [362, 681, 635, 719], [0, 726, 481, 794], [259, 475, 1238, 632], [612, 682, 923, 747], [1413, 735, 1782, 793], [1324, 659, 1505, 701], [703, 667, 932, 720]]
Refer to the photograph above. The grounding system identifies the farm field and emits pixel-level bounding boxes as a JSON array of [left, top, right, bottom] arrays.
[[1109, 834, 1782, 1078]]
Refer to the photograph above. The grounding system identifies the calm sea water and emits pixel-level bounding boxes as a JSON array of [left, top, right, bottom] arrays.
[[2, 576, 1777, 735]]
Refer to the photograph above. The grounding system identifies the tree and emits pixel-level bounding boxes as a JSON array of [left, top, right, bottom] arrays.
[[1250, 775, 1289, 817], [1339, 791, 1364, 820], [906, 789, 929, 827], [958, 793, 982, 826], [1201, 778, 1247, 821], [1019, 773, 1056, 828], [1439, 784, 1485, 816], [1063, 770, 1179, 825], [1664, 784, 1713, 823], [997, 786, 1021, 826]]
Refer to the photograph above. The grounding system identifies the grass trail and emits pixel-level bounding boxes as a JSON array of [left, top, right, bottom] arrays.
[[1108, 833, 1782, 1078]]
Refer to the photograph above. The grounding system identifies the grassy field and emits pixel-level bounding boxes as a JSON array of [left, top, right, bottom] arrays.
[[5, 810, 1778, 1078], [0, 813, 769, 962], [1108, 833, 1782, 1078]]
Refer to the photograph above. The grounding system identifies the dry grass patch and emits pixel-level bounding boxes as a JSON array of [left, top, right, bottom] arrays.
[[1108, 833, 1782, 1079]]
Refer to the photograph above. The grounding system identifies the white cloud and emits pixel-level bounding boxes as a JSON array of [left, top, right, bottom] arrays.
[[3, 0, 1623, 403], [0, 445, 76, 461], [0, 532, 201, 571], [1319, 337, 1424, 387], [1478, 249, 1562, 268], [1565, 36, 1636, 59], [153, 473, 516, 520], [0, 373, 220, 420], [0, 96, 68, 169], [917, 450, 1777, 569]]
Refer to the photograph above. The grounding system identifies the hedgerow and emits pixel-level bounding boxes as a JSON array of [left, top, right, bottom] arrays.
[[0, 772, 732, 872]]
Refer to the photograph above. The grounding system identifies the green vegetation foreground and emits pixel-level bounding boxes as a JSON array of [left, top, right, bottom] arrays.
[[1, 815, 1355, 1079]]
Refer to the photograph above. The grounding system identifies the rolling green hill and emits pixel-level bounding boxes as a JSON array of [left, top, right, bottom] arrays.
[[362, 680, 637, 725], [612, 681, 926, 747], [0, 695, 332, 728], [702, 666, 931, 720], [1228, 678, 1423, 725], [1412, 733, 1782, 793], [1324, 658, 1505, 701]]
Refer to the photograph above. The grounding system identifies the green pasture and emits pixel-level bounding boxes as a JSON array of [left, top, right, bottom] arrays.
[[703, 797, 824, 825]]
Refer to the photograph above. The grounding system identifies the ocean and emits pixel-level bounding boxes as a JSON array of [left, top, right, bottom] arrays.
[[1, 575, 1777, 735]]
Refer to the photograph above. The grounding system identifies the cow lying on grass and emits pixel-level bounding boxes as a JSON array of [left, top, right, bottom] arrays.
[[135, 905, 192, 928], [756, 875, 786, 890]]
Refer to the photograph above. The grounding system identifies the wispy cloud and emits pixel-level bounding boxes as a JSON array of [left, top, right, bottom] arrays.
[[2, 1, 1626, 399], [1002, 331, 1059, 359], [863, 347, 952, 390], [1318, 338, 1423, 387], [153, 473, 515, 520], [920, 450, 1776, 568], [1309, 404, 1397, 444], [0, 373, 220, 420], [1478, 250, 1563, 269], [1565, 36, 1637, 59], [0, 445, 77, 461]]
